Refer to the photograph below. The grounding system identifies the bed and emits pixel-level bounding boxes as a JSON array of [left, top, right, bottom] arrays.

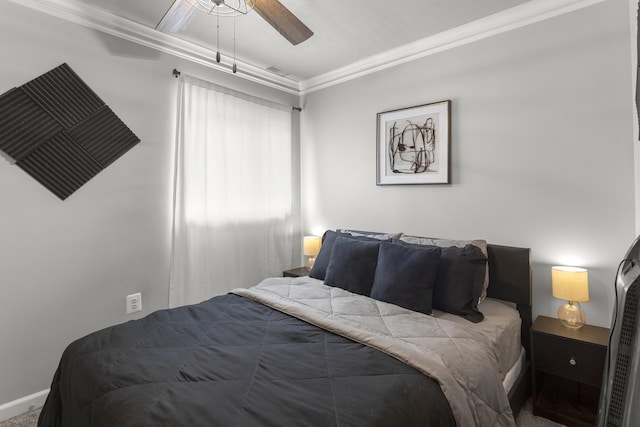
[[38, 230, 531, 427]]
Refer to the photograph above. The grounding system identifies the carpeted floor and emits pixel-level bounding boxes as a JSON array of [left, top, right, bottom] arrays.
[[0, 408, 39, 427], [0, 398, 565, 427]]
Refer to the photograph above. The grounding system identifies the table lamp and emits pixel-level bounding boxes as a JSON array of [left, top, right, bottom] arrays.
[[303, 236, 321, 269], [551, 266, 589, 329]]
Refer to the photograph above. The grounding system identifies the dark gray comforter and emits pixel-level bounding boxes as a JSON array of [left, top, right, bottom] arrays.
[[38, 292, 455, 426]]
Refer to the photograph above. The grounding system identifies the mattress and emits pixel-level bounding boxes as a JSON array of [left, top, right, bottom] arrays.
[[503, 347, 526, 392], [432, 297, 523, 381]]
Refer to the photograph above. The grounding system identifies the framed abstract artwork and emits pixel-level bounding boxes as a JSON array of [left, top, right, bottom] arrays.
[[376, 100, 450, 185]]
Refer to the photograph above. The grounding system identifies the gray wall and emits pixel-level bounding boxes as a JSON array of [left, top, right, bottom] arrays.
[[300, 0, 636, 328], [0, 1, 298, 407], [0, 0, 636, 412]]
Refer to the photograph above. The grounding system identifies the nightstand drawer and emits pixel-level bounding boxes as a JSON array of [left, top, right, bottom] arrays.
[[532, 333, 606, 387]]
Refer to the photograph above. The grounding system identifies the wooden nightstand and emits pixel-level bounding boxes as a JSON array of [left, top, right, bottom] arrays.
[[531, 315, 609, 426], [283, 267, 310, 278]]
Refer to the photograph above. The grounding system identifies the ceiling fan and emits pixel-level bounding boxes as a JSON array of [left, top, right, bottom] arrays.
[[156, 0, 313, 46]]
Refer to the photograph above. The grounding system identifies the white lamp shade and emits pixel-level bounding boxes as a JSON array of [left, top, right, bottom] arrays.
[[303, 236, 321, 256], [551, 266, 589, 302]]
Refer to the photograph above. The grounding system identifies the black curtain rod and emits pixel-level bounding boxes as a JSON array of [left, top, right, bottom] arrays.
[[171, 68, 301, 112]]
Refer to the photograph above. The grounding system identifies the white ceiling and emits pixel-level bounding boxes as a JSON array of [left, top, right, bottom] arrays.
[[79, 0, 530, 79], [11, 0, 603, 93]]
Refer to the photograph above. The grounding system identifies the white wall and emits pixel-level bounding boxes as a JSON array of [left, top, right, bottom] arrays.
[[0, 1, 298, 409], [300, 0, 635, 328]]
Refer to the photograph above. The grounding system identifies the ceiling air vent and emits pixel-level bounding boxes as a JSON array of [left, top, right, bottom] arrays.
[[266, 66, 288, 77]]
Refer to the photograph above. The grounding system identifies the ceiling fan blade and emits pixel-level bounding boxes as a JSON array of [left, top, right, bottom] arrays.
[[156, 0, 197, 33], [252, 0, 313, 46]]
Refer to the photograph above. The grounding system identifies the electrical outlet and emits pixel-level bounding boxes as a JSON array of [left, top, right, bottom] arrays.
[[126, 292, 142, 314]]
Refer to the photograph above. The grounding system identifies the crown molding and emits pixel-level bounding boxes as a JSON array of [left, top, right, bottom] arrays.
[[298, 0, 608, 95], [8, 0, 607, 96], [6, 0, 301, 95]]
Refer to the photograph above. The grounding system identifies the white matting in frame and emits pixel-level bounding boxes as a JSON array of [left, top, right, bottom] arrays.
[[376, 100, 450, 185]]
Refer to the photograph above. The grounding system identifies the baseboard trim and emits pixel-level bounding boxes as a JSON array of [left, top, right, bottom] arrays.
[[0, 389, 49, 422]]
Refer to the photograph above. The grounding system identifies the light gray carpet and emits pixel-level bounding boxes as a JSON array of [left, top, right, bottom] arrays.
[[0, 408, 39, 427], [516, 397, 566, 427], [1, 398, 566, 427]]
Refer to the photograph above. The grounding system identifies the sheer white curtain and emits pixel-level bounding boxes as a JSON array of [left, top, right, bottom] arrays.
[[170, 74, 293, 307]]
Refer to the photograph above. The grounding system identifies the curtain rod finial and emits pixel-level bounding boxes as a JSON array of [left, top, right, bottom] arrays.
[[173, 69, 181, 78]]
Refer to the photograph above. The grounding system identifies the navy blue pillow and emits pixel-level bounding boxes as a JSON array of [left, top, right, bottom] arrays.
[[433, 244, 487, 323], [309, 230, 380, 281], [370, 242, 441, 315], [324, 236, 381, 296], [395, 241, 487, 323]]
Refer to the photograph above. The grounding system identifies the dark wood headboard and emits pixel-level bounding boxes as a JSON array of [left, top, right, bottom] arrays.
[[486, 244, 532, 359], [485, 243, 532, 416]]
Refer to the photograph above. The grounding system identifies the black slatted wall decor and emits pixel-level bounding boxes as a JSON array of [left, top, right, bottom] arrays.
[[0, 63, 140, 200]]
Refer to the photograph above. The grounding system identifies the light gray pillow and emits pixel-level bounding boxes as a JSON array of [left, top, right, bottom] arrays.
[[337, 229, 403, 240]]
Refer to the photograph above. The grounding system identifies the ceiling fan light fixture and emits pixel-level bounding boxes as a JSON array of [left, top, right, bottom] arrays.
[[186, 0, 256, 17]]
